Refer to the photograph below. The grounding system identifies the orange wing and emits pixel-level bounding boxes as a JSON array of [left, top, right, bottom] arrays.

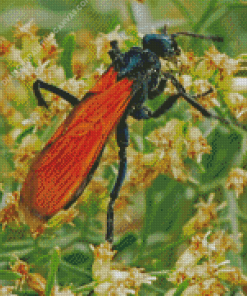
[[21, 68, 133, 219]]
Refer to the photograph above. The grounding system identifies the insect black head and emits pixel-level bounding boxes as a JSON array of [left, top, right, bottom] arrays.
[[142, 25, 223, 59], [142, 33, 179, 58]]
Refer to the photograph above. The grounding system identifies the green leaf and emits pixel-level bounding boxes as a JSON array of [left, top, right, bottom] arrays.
[[1, 238, 33, 250], [170, 0, 195, 27], [12, 290, 39, 296], [72, 281, 98, 293], [105, 15, 120, 33], [202, 5, 228, 31], [37, 0, 77, 12], [45, 248, 60, 296], [60, 260, 92, 278], [208, 69, 219, 85], [201, 129, 242, 182], [33, 254, 51, 266], [15, 127, 35, 144], [38, 231, 81, 250], [218, 0, 242, 4], [58, 260, 92, 286], [0, 270, 22, 280], [0, 248, 34, 262], [114, 233, 138, 252], [135, 234, 193, 264], [61, 34, 76, 79], [193, 0, 220, 33], [142, 176, 187, 242], [174, 279, 190, 296], [191, 0, 221, 54]]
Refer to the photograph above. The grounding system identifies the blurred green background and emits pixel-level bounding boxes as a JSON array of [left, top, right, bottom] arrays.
[[0, 0, 246, 57]]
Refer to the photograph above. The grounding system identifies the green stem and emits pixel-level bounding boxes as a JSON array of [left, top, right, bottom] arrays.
[[225, 189, 242, 269]]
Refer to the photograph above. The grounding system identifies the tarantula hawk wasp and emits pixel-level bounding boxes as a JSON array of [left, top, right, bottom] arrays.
[[20, 26, 244, 243]]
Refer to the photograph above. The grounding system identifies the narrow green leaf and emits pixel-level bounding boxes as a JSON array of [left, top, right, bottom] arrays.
[[193, 0, 220, 33], [0, 248, 33, 262], [238, 209, 247, 221], [170, 0, 195, 26], [134, 234, 193, 264], [72, 281, 98, 293], [174, 279, 190, 296], [33, 254, 51, 266], [0, 270, 22, 280], [38, 231, 81, 249], [12, 290, 39, 295], [45, 248, 60, 296], [60, 260, 92, 278], [61, 34, 76, 79], [218, 0, 242, 4], [201, 5, 228, 31], [2, 238, 34, 250], [225, 189, 243, 267], [114, 233, 138, 252], [16, 126, 35, 144], [141, 283, 167, 293]]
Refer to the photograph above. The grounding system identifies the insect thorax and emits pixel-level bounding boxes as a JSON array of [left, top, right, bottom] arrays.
[[116, 47, 161, 83]]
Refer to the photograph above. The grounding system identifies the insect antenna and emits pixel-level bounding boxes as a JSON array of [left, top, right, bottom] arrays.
[[172, 31, 223, 42], [162, 25, 223, 42]]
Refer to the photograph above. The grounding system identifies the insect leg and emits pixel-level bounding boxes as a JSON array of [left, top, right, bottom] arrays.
[[148, 77, 167, 100], [133, 74, 214, 119], [163, 72, 238, 126], [108, 40, 125, 72], [108, 40, 121, 58], [132, 94, 181, 119], [33, 79, 80, 109], [133, 87, 214, 119], [106, 118, 129, 243]]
